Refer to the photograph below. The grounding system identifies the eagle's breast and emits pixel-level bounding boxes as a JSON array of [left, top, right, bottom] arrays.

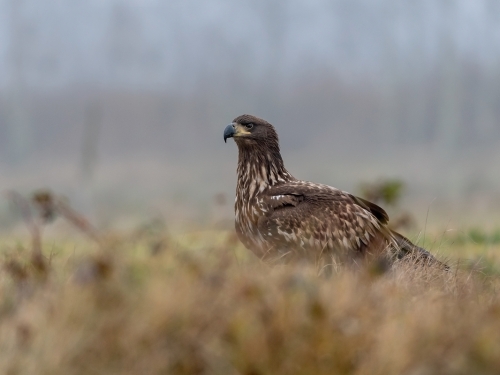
[[235, 190, 270, 254], [234, 159, 282, 254]]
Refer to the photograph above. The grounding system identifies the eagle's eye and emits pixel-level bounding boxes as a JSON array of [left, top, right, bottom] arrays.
[[245, 123, 254, 129]]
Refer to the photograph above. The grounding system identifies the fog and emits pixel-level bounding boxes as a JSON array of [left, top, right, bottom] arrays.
[[1, 0, 500, 228]]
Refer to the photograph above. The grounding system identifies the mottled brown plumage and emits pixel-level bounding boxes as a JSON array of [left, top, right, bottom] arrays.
[[223, 114, 444, 268]]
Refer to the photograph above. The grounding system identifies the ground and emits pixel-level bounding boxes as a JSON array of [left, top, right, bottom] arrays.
[[0, 224, 499, 375]]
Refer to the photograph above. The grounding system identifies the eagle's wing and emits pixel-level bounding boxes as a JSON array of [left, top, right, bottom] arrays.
[[258, 181, 394, 260]]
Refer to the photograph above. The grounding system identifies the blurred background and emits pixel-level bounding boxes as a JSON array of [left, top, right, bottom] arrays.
[[1, 0, 499, 231]]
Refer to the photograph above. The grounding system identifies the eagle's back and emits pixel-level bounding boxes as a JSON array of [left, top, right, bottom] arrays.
[[236, 179, 394, 263]]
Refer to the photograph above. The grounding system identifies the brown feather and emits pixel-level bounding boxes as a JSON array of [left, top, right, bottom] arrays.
[[227, 114, 446, 269]]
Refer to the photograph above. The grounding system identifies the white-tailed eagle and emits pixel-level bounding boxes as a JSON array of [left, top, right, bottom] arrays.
[[224, 114, 445, 269]]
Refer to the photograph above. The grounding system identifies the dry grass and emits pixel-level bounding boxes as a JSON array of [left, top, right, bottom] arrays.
[[0, 227, 498, 375]]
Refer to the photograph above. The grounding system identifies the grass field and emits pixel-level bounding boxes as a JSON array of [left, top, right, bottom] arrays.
[[0, 196, 500, 374], [0, 230, 498, 374]]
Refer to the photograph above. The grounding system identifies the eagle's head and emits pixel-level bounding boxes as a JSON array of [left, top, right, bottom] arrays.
[[224, 114, 279, 149]]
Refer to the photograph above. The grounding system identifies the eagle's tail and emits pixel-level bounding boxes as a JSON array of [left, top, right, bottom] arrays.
[[390, 230, 449, 271]]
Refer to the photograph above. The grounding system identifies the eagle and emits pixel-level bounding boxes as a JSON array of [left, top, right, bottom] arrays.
[[223, 114, 445, 269]]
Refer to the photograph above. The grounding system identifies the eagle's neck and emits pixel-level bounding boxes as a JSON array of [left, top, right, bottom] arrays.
[[236, 144, 293, 200]]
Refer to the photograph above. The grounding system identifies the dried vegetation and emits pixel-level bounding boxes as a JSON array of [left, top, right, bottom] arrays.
[[0, 191, 499, 375]]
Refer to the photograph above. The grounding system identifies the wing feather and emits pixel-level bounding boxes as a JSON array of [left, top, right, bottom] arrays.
[[259, 181, 391, 260]]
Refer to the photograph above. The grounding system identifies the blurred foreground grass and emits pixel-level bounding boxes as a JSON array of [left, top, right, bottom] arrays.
[[0, 224, 499, 375]]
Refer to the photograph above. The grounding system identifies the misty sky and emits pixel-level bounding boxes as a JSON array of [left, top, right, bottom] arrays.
[[1, 0, 500, 91], [1, 0, 500, 225]]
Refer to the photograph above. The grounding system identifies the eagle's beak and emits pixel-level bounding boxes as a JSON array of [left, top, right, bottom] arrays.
[[224, 123, 235, 143]]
